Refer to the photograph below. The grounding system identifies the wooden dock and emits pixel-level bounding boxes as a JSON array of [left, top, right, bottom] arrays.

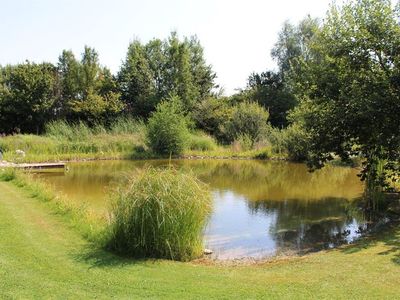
[[16, 163, 66, 170]]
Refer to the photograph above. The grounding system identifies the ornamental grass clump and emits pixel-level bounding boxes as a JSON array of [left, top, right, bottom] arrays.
[[107, 167, 212, 261]]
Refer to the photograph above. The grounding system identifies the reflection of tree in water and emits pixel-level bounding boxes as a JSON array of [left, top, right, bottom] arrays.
[[247, 197, 367, 252], [177, 159, 364, 201]]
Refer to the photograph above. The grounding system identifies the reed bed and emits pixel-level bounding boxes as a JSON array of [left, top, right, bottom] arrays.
[[0, 118, 148, 162], [106, 167, 212, 261]]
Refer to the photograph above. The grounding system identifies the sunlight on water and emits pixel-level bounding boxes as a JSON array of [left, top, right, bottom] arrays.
[[38, 159, 366, 259]]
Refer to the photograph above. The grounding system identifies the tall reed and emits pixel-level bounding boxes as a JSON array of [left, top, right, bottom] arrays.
[[106, 167, 212, 261]]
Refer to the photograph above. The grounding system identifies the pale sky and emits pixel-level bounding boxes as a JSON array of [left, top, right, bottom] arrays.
[[0, 0, 333, 94]]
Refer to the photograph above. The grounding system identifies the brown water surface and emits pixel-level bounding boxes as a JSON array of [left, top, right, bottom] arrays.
[[39, 159, 366, 259]]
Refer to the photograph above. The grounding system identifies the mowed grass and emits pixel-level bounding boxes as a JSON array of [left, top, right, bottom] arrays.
[[1, 181, 400, 298]]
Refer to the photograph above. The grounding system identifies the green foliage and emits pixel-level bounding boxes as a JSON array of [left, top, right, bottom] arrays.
[[253, 147, 272, 159], [192, 97, 233, 142], [58, 47, 124, 124], [0, 118, 148, 162], [291, 0, 400, 187], [117, 40, 156, 118], [232, 134, 254, 152], [187, 131, 218, 151], [246, 71, 297, 128], [147, 96, 190, 155], [106, 167, 212, 261], [264, 124, 310, 161], [0, 168, 16, 181], [109, 116, 146, 135], [223, 101, 269, 146], [0, 62, 58, 134], [283, 124, 310, 161], [45, 120, 92, 141], [271, 16, 320, 75], [0, 34, 212, 134], [238, 16, 319, 129], [118, 32, 216, 117]]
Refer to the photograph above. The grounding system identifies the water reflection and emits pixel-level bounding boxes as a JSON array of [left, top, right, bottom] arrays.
[[250, 198, 364, 252], [38, 159, 368, 259]]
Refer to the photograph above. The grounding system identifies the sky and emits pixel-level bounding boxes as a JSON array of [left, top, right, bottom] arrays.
[[0, 0, 333, 95]]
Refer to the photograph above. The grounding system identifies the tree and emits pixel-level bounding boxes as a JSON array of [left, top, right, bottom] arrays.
[[271, 16, 320, 76], [0, 62, 59, 134], [164, 33, 198, 111], [118, 32, 216, 117], [187, 36, 216, 100], [292, 0, 400, 189], [242, 17, 319, 128], [118, 40, 156, 118], [58, 46, 123, 123], [56, 50, 80, 117], [247, 71, 297, 127]]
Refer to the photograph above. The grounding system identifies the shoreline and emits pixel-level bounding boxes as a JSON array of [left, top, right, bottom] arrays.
[[0, 154, 280, 167]]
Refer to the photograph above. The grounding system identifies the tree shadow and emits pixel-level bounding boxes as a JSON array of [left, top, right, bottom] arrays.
[[340, 222, 400, 265]]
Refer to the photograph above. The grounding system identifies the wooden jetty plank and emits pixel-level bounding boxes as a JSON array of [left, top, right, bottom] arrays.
[[16, 163, 66, 170]]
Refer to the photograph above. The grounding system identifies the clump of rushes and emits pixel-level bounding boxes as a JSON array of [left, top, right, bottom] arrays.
[[0, 168, 16, 181], [107, 167, 212, 261]]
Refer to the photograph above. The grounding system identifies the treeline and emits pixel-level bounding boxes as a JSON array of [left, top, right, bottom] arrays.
[[1, 0, 400, 189], [0, 32, 216, 134]]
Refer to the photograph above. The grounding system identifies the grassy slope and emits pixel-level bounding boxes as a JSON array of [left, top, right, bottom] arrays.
[[1, 182, 400, 298]]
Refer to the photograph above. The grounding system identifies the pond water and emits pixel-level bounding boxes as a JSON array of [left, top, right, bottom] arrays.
[[38, 159, 367, 259]]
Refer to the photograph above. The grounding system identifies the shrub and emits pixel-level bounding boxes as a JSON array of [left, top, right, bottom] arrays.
[[223, 101, 269, 146], [253, 147, 272, 159], [266, 124, 310, 161], [232, 134, 253, 152], [265, 126, 287, 156], [146, 96, 190, 155], [284, 124, 310, 161], [188, 131, 218, 151], [192, 97, 233, 142], [106, 167, 212, 261]]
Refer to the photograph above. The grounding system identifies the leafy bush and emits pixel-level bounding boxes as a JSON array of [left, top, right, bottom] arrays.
[[223, 101, 269, 146], [106, 167, 212, 261], [192, 97, 233, 142], [284, 124, 310, 161], [253, 147, 272, 159], [265, 124, 310, 161], [146, 96, 190, 155]]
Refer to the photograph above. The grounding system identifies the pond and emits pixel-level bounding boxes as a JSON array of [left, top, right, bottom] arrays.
[[38, 159, 368, 259]]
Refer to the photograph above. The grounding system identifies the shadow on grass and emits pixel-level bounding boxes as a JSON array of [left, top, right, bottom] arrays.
[[71, 245, 158, 269], [340, 222, 400, 265]]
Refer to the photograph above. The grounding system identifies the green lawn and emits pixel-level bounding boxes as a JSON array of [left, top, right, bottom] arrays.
[[1, 181, 400, 299]]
